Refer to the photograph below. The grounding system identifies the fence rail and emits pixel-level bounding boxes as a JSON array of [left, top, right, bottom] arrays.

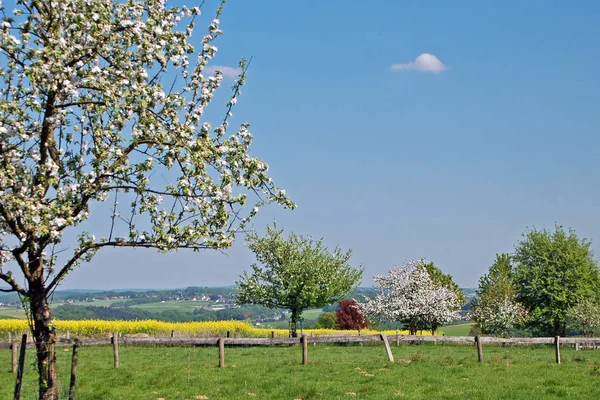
[[3, 334, 600, 349]]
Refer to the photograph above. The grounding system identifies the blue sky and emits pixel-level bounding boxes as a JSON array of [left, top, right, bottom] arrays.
[[61, 0, 600, 289]]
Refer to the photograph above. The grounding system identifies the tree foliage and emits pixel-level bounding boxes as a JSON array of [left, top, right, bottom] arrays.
[[235, 225, 362, 337], [316, 312, 338, 329], [469, 254, 527, 337], [358, 259, 461, 335], [336, 299, 368, 330], [0, 1, 293, 398], [513, 226, 600, 336]]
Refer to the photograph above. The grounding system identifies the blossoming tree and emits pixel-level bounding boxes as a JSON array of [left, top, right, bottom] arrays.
[[358, 259, 461, 335], [469, 254, 527, 337], [0, 1, 293, 398], [566, 299, 600, 337], [235, 225, 363, 337]]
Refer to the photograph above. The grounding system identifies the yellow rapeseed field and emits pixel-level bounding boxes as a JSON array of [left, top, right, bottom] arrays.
[[0, 319, 431, 339]]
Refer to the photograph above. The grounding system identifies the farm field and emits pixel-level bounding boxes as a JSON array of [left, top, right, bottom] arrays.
[[2, 342, 600, 399], [50, 299, 123, 308], [131, 300, 210, 312], [0, 309, 24, 320]]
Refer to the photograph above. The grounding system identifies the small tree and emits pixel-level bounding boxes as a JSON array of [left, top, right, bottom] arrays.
[[358, 259, 461, 335], [470, 254, 527, 337], [336, 299, 368, 330], [0, 2, 293, 398], [513, 226, 600, 336], [235, 225, 362, 337], [317, 312, 338, 329]]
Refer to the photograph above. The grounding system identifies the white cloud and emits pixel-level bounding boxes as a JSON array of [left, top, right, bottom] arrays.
[[204, 65, 243, 78], [390, 53, 448, 73]]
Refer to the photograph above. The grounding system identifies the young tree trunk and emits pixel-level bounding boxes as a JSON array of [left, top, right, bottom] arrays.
[[30, 285, 58, 400], [290, 309, 300, 338], [553, 319, 566, 337], [431, 323, 439, 336]]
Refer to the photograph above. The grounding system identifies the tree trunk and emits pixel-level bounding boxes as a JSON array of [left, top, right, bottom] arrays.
[[30, 289, 58, 400], [409, 319, 417, 335], [431, 323, 439, 336], [290, 309, 300, 338], [553, 319, 566, 337]]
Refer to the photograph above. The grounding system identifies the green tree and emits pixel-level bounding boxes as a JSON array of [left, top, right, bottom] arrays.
[[513, 226, 600, 336], [470, 254, 527, 337], [317, 312, 338, 329], [235, 225, 363, 337]]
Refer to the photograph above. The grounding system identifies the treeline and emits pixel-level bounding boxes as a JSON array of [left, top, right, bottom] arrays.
[[0, 286, 237, 306], [52, 304, 284, 323]]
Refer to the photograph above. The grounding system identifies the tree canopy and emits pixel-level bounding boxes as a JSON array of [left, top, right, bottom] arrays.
[[336, 299, 368, 330], [513, 226, 600, 336], [235, 225, 363, 337], [0, 1, 292, 397]]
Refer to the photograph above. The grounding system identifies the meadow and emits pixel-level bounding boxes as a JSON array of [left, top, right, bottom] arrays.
[[2, 342, 599, 399]]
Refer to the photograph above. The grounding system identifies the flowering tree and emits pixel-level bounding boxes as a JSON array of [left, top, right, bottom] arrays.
[[566, 299, 600, 336], [0, 1, 293, 398], [418, 260, 465, 333], [469, 254, 527, 337], [358, 259, 461, 335], [235, 225, 363, 337], [336, 299, 368, 330], [469, 297, 528, 337]]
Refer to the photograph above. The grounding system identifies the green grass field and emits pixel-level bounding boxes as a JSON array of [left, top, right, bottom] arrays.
[[0, 309, 25, 319], [2, 342, 600, 399], [439, 323, 474, 336]]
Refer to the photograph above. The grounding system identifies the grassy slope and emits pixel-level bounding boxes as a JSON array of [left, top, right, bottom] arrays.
[[2, 343, 600, 399]]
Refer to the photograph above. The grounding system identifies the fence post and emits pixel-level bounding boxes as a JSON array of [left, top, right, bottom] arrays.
[[218, 337, 225, 368], [475, 335, 483, 363], [66, 330, 70, 342], [226, 331, 231, 338], [8, 331, 11, 343], [311, 331, 315, 347], [11, 339, 17, 374], [14, 334, 27, 400], [112, 332, 119, 368], [69, 339, 79, 400], [271, 331, 275, 339], [170, 330, 175, 338], [555, 336, 561, 364], [380, 333, 394, 362], [301, 334, 308, 365]]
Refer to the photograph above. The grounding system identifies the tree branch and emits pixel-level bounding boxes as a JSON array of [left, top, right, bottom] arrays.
[[0, 272, 27, 295]]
